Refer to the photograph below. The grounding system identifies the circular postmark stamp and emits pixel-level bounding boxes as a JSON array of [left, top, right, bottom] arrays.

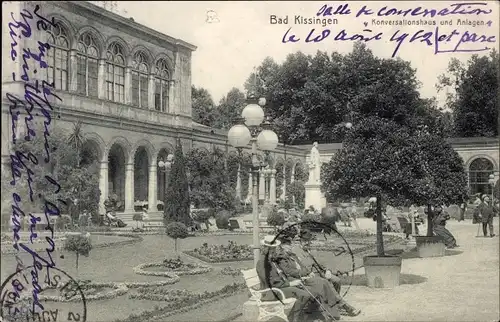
[[0, 266, 87, 322], [262, 221, 356, 317]]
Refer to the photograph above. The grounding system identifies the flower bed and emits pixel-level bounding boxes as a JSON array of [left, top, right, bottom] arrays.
[[134, 258, 212, 277], [220, 267, 242, 277], [91, 232, 143, 249], [124, 278, 180, 288], [311, 235, 404, 254], [119, 283, 246, 322], [24, 280, 128, 302], [184, 241, 253, 263]]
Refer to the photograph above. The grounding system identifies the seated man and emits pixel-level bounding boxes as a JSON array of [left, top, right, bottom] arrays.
[[256, 235, 318, 322], [278, 229, 361, 319], [294, 229, 343, 294]]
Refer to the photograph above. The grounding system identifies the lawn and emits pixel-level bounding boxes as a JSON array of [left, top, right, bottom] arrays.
[[0, 231, 403, 321]]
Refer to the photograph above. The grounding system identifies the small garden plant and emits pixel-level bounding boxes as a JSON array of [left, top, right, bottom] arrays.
[[63, 233, 92, 272], [166, 222, 189, 254]]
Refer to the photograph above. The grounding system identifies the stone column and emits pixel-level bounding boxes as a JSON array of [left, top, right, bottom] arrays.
[[98, 59, 107, 100], [148, 164, 157, 212], [124, 163, 134, 212], [235, 164, 242, 200], [69, 50, 78, 92], [291, 168, 295, 204], [280, 165, 286, 201], [124, 67, 132, 105], [259, 169, 265, 201], [148, 75, 155, 110], [99, 161, 109, 214], [270, 169, 277, 204], [168, 80, 176, 113]]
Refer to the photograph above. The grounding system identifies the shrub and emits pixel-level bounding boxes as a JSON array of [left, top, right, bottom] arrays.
[[166, 222, 189, 253], [79, 214, 89, 227], [56, 215, 72, 230], [215, 210, 231, 229], [267, 211, 285, 229], [301, 212, 322, 232]]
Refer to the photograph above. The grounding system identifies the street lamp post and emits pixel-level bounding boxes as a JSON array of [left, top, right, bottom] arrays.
[[158, 154, 174, 210], [228, 96, 278, 267]]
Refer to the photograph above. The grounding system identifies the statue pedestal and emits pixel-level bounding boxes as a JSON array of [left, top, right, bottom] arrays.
[[304, 182, 326, 211]]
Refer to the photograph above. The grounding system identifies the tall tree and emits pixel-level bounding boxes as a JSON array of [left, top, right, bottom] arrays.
[[322, 116, 467, 255], [437, 51, 498, 137], [245, 43, 431, 143], [215, 88, 247, 129], [164, 139, 191, 226], [191, 85, 218, 127]]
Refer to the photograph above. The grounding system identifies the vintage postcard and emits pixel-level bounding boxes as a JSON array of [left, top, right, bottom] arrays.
[[1, 1, 499, 321]]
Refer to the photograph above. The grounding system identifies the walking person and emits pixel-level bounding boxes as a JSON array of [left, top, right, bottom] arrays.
[[474, 195, 498, 238], [459, 199, 467, 222]]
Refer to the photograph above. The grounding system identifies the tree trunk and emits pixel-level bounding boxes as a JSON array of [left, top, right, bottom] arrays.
[[426, 203, 433, 236], [174, 239, 178, 253], [376, 195, 385, 256], [76, 253, 79, 272]]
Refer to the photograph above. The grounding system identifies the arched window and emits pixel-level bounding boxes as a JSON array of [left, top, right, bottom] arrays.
[[46, 23, 70, 91], [469, 158, 494, 196], [77, 33, 99, 97], [106, 42, 125, 103], [131, 52, 149, 108], [154, 59, 170, 112]]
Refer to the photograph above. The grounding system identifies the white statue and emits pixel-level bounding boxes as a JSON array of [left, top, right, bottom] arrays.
[[308, 142, 321, 184]]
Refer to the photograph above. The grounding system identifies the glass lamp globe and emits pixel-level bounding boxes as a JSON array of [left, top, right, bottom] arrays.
[[158, 160, 165, 168], [345, 122, 353, 129], [258, 97, 266, 106], [242, 103, 265, 127], [166, 154, 174, 162], [257, 129, 279, 152], [228, 124, 251, 148]]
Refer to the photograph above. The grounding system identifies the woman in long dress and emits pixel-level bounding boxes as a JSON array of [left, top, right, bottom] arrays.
[[433, 206, 458, 249]]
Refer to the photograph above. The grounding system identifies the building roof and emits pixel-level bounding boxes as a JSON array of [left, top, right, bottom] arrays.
[[289, 137, 499, 153], [72, 1, 197, 51]]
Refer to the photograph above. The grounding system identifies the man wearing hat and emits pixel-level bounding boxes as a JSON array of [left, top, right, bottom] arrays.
[[256, 235, 317, 322], [291, 229, 361, 317], [474, 195, 498, 237], [276, 229, 361, 319]]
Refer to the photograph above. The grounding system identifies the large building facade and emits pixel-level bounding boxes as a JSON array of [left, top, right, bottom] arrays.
[[1, 1, 306, 216], [1, 1, 498, 219]]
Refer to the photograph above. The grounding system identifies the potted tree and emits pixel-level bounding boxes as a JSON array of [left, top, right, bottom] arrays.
[[411, 126, 467, 257], [322, 116, 467, 288]]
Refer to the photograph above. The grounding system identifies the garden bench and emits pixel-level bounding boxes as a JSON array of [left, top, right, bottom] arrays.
[[241, 268, 296, 322]]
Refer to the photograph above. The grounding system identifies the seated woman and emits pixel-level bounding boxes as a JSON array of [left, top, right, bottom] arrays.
[[432, 206, 458, 249]]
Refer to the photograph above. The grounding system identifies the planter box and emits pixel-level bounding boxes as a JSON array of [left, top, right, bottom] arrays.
[[363, 255, 402, 289], [415, 236, 445, 258]]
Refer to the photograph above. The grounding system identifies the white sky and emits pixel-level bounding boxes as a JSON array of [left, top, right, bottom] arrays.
[[116, 1, 499, 106]]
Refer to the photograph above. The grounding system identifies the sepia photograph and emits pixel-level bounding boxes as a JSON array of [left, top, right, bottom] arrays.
[[1, 1, 499, 321]]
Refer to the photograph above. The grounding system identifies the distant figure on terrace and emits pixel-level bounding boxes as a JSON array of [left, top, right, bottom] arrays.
[[104, 195, 127, 228], [474, 195, 498, 238], [432, 206, 458, 249]]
